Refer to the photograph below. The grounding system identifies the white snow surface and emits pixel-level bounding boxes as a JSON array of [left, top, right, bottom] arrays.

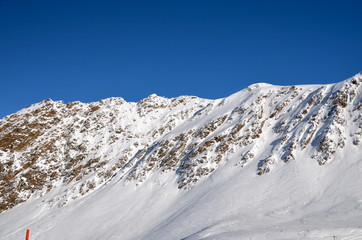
[[3, 155, 362, 240], [1, 73, 362, 239]]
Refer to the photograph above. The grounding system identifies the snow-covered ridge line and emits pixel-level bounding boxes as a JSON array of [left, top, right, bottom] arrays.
[[0, 72, 361, 215]]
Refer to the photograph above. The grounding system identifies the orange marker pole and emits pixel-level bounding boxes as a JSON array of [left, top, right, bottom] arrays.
[[25, 229, 30, 240]]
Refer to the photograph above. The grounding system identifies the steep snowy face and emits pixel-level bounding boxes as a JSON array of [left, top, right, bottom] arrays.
[[0, 73, 361, 213]]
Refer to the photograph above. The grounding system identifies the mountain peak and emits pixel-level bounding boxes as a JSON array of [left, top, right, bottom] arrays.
[[247, 82, 274, 90], [1, 73, 362, 239]]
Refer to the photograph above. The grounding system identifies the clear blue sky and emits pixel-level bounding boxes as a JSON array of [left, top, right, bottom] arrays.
[[1, 0, 361, 118]]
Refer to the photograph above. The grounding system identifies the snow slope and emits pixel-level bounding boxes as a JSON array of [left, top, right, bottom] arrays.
[[1, 73, 362, 239]]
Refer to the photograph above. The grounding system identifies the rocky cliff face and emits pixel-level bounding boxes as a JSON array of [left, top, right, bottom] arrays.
[[1, 73, 362, 213]]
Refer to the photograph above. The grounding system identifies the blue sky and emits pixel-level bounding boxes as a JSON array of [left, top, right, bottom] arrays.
[[1, 0, 361, 118]]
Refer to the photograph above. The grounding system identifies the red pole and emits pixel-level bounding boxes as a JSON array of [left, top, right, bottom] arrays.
[[25, 229, 30, 240]]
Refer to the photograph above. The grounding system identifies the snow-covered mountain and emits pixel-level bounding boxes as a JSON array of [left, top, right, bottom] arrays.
[[1, 73, 362, 239]]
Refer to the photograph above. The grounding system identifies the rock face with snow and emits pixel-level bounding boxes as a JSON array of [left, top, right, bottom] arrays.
[[1, 73, 362, 239]]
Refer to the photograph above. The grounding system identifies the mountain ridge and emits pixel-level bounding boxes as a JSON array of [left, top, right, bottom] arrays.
[[1, 73, 362, 239]]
